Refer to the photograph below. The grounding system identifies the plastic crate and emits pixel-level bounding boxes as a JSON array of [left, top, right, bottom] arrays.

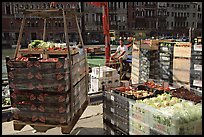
[[91, 66, 118, 78], [191, 55, 202, 60], [191, 64, 202, 71], [149, 127, 167, 135], [128, 101, 151, 124], [129, 116, 150, 135], [103, 103, 116, 116], [190, 70, 202, 80], [115, 114, 129, 133], [190, 79, 202, 88], [149, 108, 202, 135]]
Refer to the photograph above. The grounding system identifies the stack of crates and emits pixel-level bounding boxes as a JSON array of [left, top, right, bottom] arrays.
[[129, 100, 202, 135], [89, 66, 120, 94], [140, 49, 160, 82], [6, 53, 88, 125], [131, 40, 160, 84], [71, 56, 88, 117], [129, 100, 151, 135], [103, 90, 129, 135], [172, 42, 192, 90], [190, 37, 202, 93], [158, 42, 174, 84], [7, 57, 72, 124], [131, 43, 140, 84]]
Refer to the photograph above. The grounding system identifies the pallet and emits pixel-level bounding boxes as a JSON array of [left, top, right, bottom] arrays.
[[18, 48, 78, 59], [13, 100, 89, 134]]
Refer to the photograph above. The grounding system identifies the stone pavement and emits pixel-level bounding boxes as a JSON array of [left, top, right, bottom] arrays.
[[2, 103, 104, 135]]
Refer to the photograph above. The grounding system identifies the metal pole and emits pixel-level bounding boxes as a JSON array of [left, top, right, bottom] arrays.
[[102, 2, 111, 64], [14, 15, 26, 58]]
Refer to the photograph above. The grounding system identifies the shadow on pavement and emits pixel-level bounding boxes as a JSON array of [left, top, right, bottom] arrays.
[[70, 127, 105, 135]]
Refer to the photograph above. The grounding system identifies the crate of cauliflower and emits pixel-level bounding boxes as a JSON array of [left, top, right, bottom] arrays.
[[135, 93, 202, 135]]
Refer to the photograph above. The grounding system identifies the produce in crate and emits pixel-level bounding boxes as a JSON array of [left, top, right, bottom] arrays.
[[170, 87, 202, 104]]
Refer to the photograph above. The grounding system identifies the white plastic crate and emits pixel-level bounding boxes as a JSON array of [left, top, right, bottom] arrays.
[[129, 116, 150, 135], [129, 100, 151, 125], [149, 109, 202, 135], [91, 66, 118, 78], [89, 73, 120, 94]]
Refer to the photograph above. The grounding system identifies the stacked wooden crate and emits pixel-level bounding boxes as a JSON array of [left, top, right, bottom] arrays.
[[71, 54, 88, 116], [172, 42, 192, 90], [6, 57, 72, 125], [6, 51, 89, 133], [89, 66, 120, 94], [190, 37, 202, 93], [131, 43, 140, 84], [131, 40, 160, 84]]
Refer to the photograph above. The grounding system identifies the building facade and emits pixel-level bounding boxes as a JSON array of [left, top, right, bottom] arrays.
[[2, 2, 80, 48], [165, 2, 202, 37], [2, 2, 202, 47]]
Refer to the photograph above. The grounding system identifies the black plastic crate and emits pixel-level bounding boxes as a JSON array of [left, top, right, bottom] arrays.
[[191, 55, 202, 60], [191, 59, 202, 65], [103, 103, 116, 116], [191, 51, 202, 56], [113, 93, 129, 107], [115, 106, 129, 119], [103, 113, 116, 128], [190, 63, 202, 71], [190, 79, 202, 88], [115, 114, 129, 133], [190, 69, 202, 80]]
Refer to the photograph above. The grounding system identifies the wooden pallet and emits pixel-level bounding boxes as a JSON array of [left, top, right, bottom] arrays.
[[13, 100, 89, 134], [18, 48, 79, 59]]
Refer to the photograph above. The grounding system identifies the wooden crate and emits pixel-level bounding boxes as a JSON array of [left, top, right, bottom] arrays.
[[173, 69, 190, 83], [12, 100, 89, 134], [173, 43, 192, 58], [173, 81, 190, 90], [173, 58, 191, 71]]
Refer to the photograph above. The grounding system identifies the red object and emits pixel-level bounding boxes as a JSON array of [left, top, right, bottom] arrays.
[[89, 2, 111, 64]]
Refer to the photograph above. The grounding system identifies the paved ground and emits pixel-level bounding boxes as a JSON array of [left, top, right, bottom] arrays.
[[2, 103, 104, 135]]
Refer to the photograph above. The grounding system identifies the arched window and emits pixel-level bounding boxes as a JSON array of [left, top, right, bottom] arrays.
[[67, 4, 70, 9], [141, 9, 144, 16], [136, 9, 139, 16]]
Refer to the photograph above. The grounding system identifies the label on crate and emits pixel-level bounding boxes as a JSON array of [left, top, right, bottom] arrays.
[[110, 107, 115, 113], [160, 46, 169, 52], [194, 64, 202, 71], [111, 95, 114, 101], [134, 113, 144, 122], [193, 80, 202, 87], [194, 44, 202, 51], [153, 123, 166, 133], [110, 130, 115, 135], [111, 119, 115, 125]]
